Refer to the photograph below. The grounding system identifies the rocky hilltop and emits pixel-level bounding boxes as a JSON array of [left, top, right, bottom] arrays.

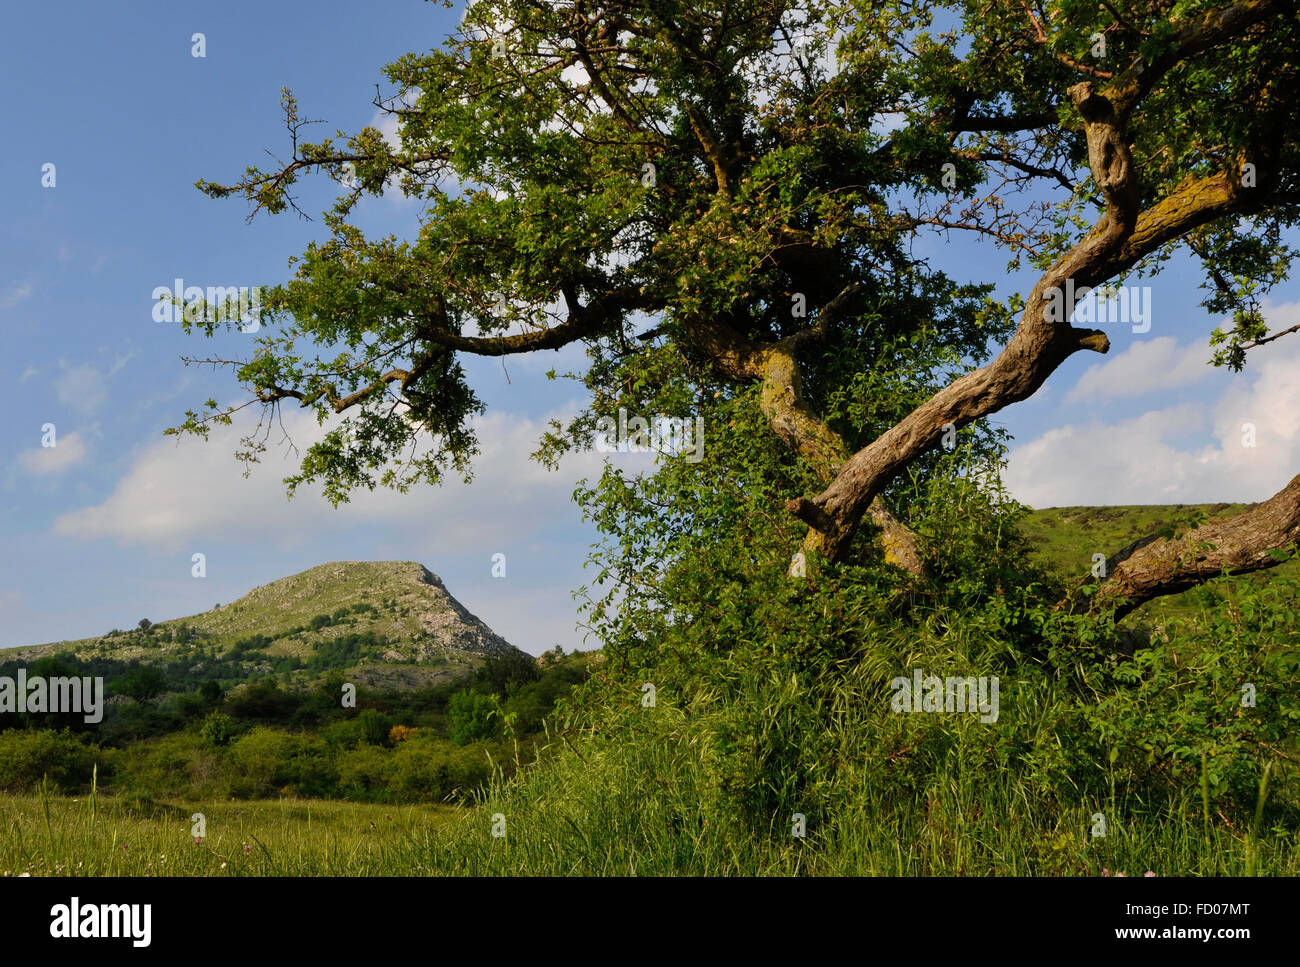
[[216, 561, 518, 658], [5, 561, 523, 690]]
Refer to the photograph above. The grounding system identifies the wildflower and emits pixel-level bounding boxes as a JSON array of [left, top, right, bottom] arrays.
[[1144, 871, 1156, 877], [243, 844, 252, 854], [1101, 868, 1110, 876], [193, 837, 202, 845]]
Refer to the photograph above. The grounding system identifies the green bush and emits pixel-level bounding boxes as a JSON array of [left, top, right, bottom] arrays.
[[377, 735, 495, 803], [225, 681, 299, 721], [199, 712, 237, 747], [115, 731, 210, 799], [226, 727, 300, 797], [117, 665, 168, 702], [448, 690, 498, 745], [359, 709, 393, 746], [337, 744, 394, 801], [0, 729, 102, 793], [320, 717, 364, 751]]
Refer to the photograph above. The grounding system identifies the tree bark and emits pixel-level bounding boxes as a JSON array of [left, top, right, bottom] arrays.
[[688, 302, 930, 578]]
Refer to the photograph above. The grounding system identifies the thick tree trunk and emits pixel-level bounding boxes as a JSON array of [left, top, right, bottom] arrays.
[[689, 310, 930, 578], [755, 341, 930, 577]]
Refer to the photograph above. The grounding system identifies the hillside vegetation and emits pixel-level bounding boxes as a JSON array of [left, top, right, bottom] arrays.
[[3, 561, 519, 693], [0, 562, 594, 807], [1022, 503, 1300, 628]]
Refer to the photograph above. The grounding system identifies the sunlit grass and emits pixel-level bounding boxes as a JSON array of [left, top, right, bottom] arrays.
[[5, 734, 1296, 876], [0, 783, 459, 876]]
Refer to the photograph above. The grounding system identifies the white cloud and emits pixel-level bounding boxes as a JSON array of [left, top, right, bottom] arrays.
[[369, 106, 403, 150], [1006, 324, 1300, 506], [54, 405, 613, 552], [54, 361, 109, 413], [19, 365, 39, 383], [106, 352, 134, 377], [18, 432, 88, 476], [1065, 336, 1217, 402]]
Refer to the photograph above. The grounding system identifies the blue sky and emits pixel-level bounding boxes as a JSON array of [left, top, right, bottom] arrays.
[[2, 1, 1297, 654]]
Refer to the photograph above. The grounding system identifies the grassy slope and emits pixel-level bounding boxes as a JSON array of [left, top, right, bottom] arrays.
[[1020, 502, 1300, 626]]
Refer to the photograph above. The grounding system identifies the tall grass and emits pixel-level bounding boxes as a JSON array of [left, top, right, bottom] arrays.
[[400, 709, 1300, 876], [3, 732, 1294, 875]]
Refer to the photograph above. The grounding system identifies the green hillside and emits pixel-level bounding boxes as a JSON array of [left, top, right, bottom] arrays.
[[0, 562, 593, 808], [2, 561, 521, 692], [1021, 502, 1300, 627]]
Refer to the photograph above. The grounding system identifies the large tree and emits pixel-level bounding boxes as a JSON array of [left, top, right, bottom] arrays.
[[175, 0, 1300, 621]]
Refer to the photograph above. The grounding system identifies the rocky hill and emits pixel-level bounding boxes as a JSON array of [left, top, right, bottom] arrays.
[[3, 561, 524, 691]]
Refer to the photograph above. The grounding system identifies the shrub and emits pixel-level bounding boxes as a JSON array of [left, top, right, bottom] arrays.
[[321, 718, 364, 750], [225, 681, 300, 721], [337, 744, 394, 801], [448, 690, 498, 745], [115, 732, 210, 799], [0, 729, 101, 793], [199, 712, 237, 747], [226, 727, 300, 797], [390, 737, 493, 802], [388, 724, 418, 743], [359, 709, 393, 746], [117, 665, 168, 702]]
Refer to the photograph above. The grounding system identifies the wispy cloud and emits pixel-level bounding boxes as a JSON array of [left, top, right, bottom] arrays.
[[54, 404, 613, 551], [54, 360, 109, 413], [0, 282, 33, 310], [18, 431, 88, 476]]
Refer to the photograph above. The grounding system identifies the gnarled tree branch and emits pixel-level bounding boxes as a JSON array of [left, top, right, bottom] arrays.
[[1067, 472, 1300, 621], [787, 0, 1295, 564]]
